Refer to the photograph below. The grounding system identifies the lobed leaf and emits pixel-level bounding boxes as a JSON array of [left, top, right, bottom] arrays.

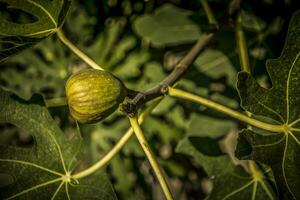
[[176, 137, 276, 200], [236, 10, 300, 199], [207, 165, 276, 200], [0, 89, 116, 199], [0, 0, 72, 62]]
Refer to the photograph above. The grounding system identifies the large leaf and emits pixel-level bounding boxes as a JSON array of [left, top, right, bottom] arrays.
[[0, 89, 116, 199], [0, 0, 72, 62], [133, 3, 202, 47], [177, 138, 276, 200], [236, 10, 300, 199]]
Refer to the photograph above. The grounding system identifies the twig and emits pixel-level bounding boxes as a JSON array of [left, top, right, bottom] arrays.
[[236, 13, 251, 73], [124, 33, 214, 114], [199, 0, 219, 29]]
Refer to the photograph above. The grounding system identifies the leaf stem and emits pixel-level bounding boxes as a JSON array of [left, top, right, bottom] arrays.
[[56, 29, 103, 70], [129, 115, 173, 200], [72, 98, 163, 180], [236, 13, 251, 73], [168, 87, 284, 133], [249, 161, 263, 181], [44, 97, 68, 107], [199, 0, 218, 28]]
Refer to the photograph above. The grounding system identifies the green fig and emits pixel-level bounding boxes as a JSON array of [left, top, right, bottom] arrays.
[[65, 69, 127, 123]]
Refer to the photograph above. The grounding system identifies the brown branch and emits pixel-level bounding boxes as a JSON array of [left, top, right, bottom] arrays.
[[122, 33, 214, 115]]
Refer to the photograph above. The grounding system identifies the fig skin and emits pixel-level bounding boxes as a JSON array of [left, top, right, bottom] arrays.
[[65, 69, 127, 124]]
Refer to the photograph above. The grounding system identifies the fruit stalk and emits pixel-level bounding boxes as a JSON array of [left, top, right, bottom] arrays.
[[57, 29, 103, 70]]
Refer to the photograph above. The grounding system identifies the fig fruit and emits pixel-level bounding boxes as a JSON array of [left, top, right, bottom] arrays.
[[65, 69, 127, 123]]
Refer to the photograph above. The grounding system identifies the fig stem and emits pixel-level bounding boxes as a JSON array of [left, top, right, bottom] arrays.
[[72, 97, 163, 180], [56, 29, 104, 71], [129, 115, 174, 200], [200, 0, 219, 29], [168, 87, 285, 133], [235, 13, 251, 73], [44, 97, 68, 107]]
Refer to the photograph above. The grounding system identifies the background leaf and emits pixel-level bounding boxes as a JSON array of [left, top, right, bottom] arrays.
[[133, 3, 202, 47]]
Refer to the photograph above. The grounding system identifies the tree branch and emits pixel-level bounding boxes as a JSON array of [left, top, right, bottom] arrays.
[[123, 33, 214, 114]]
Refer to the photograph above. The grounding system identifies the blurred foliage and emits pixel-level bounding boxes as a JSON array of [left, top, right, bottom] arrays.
[[133, 4, 203, 47], [0, 0, 299, 199]]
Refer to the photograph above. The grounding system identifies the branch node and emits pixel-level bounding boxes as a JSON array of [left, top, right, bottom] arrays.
[[160, 84, 169, 95], [119, 102, 136, 117]]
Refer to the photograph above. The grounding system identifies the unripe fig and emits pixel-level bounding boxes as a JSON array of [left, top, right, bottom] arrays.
[[65, 69, 127, 123]]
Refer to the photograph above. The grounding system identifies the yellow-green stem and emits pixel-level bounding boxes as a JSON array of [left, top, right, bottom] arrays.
[[44, 97, 68, 107], [168, 87, 284, 133], [236, 14, 251, 73], [72, 98, 162, 180], [129, 116, 173, 200], [200, 0, 218, 27], [56, 29, 103, 71], [249, 161, 263, 181]]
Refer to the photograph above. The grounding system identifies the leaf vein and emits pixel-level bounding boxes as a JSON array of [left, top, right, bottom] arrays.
[[282, 135, 297, 199], [5, 177, 62, 200], [26, 0, 57, 28], [222, 180, 254, 200], [286, 51, 300, 123], [0, 159, 63, 176]]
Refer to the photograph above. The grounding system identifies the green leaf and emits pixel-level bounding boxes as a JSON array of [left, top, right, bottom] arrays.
[[0, 0, 72, 62], [133, 3, 202, 47], [194, 49, 237, 87], [143, 116, 183, 144], [176, 137, 233, 177], [176, 138, 276, 200], [187, 113, 236, 139], [88, 19, 135, 70], [0, 37, 69, 99], [207, 165, 276, 200], [0, 89, 116, 199], [240, 10, 266, 32], [113, 50, 150, 79], [236, 10, 300, 199]]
